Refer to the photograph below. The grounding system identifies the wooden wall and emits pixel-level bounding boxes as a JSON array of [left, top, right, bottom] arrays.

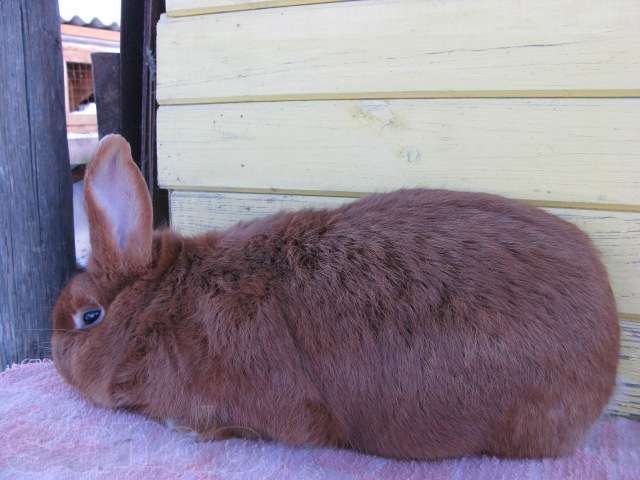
[[157, 0, 640, 418]]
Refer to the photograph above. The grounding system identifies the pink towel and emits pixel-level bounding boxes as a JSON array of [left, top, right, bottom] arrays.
[[1, 361, 638, 480]]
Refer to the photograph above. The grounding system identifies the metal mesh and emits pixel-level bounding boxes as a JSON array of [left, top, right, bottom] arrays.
[[67, 62, 94, 112]]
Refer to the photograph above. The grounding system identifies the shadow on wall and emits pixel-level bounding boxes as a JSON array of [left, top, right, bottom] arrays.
[[73, 179, 90, 268]]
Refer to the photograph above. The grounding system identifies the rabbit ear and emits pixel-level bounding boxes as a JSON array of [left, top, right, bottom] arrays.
[[84, 134, 153, 273]]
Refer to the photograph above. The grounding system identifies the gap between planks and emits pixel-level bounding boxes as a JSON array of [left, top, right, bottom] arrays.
[[157, 90, 640, 106], [163, 186, 640, 214], [620, 313, 640, 324]]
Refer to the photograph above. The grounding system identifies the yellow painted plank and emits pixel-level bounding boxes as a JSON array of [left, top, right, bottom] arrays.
[[166, 0, 351, 17], [169, 190, 640, 316], [157, 90, 640, 106], [169, 190, 640, 418], [156, 0, 640, 104], [157, 99, 640, 206], [558, 210, 640, 318], [613, 320, 640, 418], [170, 191, 351, 234]]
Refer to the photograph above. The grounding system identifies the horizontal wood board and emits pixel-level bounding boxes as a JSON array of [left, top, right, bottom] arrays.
[[166, 0, 351, 17], [616, 320, 640, 418], [169, 190, 640, 418], [169, 190, 640, 317], [157, 0, 640, 104], [157, 99, 640, 207]]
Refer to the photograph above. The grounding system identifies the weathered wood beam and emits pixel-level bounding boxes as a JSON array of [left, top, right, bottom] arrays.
[[121, 0, 168, 226], [0, 0, 76, 369]]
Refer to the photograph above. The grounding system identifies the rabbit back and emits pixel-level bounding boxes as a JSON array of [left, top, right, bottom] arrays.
[[244, 189, 619, 458]]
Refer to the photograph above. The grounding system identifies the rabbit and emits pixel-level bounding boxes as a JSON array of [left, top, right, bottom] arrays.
[[52, 134, 619, 460]]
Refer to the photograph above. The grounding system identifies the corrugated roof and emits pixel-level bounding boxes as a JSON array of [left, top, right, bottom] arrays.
[[61, 15, 120, 31]]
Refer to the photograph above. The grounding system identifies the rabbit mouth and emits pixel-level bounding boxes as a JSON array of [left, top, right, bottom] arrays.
[[51, 333, 114, 409], [51, 334, 73, 384]]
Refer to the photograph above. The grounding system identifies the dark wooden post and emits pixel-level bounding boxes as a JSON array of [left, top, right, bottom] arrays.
[[121, 0, 169, 227], [91, 52, 122, 139], [0, 1, 76, 369], [120, 0, 144, 166], [140, 0, 169, 227]]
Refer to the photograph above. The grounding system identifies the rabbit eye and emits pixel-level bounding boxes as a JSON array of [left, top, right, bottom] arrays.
[[73, 307, 104, 329], [83, 309, 102, 325]]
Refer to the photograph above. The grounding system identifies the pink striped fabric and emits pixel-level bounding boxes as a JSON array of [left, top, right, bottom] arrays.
[[1, 361, 638, 480]]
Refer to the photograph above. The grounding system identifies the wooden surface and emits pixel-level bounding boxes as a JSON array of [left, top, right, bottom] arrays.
[[157, 99, 640, 207], [141, 0, 169, 227], [167, 0, 349, 16], [156, 0, 640, 104], [91, 52, 121, 139], [60, 23, 121, 43], [61, 44, 95, 64], [617, 320, 640, 418], [121, 0, 145, 168], [170, 191, 350, 234], [169, 190, 640, 417], [65, 114, 98, 135], [0, 1, 76, 369], [169, 190, 640, 316], [122, 0, 169, 226]]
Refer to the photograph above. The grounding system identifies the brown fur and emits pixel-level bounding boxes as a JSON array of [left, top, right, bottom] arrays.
[[52, 135, 619, 460]]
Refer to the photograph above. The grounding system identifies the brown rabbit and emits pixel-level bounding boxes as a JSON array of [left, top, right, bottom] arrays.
[[52, 134, 619, 460]]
